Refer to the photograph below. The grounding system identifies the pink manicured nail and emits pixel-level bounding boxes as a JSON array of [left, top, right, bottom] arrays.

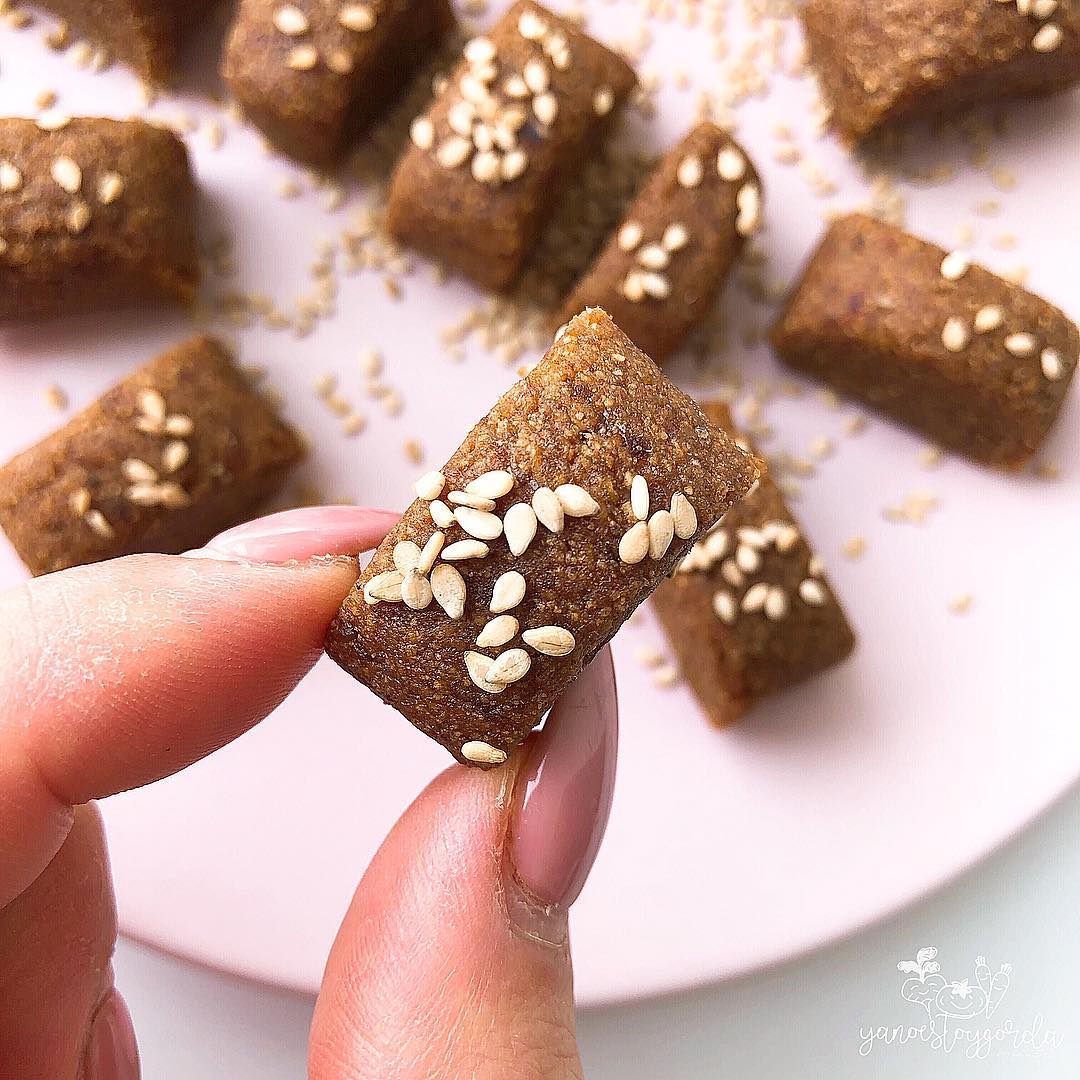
[[83, 990, 140, 1080], [509, 647, 619, 910], [201, 506, 399, 564]]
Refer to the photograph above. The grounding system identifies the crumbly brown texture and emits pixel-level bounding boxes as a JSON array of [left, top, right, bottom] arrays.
[[560, 124, 761, 364], [222, 0, 455, 167], [0, 118, 199, 321], [325, 308, 758, 766], [801, 0, 1080, 142], [771, 213, 1079, 469], [31, 0, 218, 82], [386, 0, 637, 292], [652, 402, 855, 727], [0, 336, 303, 577]]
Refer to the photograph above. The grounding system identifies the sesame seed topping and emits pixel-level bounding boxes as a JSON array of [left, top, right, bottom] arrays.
[[430, 500, 455, 528], [1032, 23, 1063, 52], [808, 554, 826, 576], [523, 58, 549, 94], [477, 614, 519, 648], [638, 243, 670, 271], [454, 506, 503, 540], [338, 3, 375, 32], [662, 223, 689, 252], [431, 563, 466, 619], [533, 93, 558, 127], [764, 587, 789, 621], [647, 509, 675, 560], [161, 440, 188, 473], [273, 4, 309, 35], [735, 184, 761, 236], [464, 35, 496, 65], [410, 117, 435, 150], [735, 543, 761, 574], [501, 151, 529, 182], [448, 490, 496, 511], [85, 509, 114, 538], [799, 579, 827, 606], [621, 272, 646, 302], [973, 305, 1004, 333], [720, 558, 744, 587], [137, 388, 167, 423], [286, 45, 319, 70], [555, 485, 599, 517], [940, 251, 969, 281], [1004, 332, 1037, 357], [464, 652, 506, 694], [461, 740, 507, 764], [442, 539, 490, 560], [618, 221, 643, 251], [741, 582, 769, 613], [436, 137, 471, 169], [36, 111, 72, 132], [712, 590, 737, 623], [670, 493, 697, 539], [485, 648, 531, 685], [393, 540, 421, 573], [677, 154, 704, 188], [66, 201, 91, 235], [530, 486, 563, 533], [0, 161, 22, 192], [490, 571, 526, 614], [522, 625, 576, 656], [619, 521, 650, 564], [941, 316, 971, 352], [641, 271, 671, 299], [518, 10, 547, 40], [1040, 347, 1066, 380], [70, 488, 92, 516], [503, 502, 538, 556], [716, 146, 746, 182], [630, 475, 650, 521], [122, 457, 158, 483], [413, 470, 445, 501], [417, 531, 445, 574], [471, 151, 501, 184], [466, 470, 514, 499], [97, 171, 124, 204], [327, 49, 354, 74], [593, 86, 615, 116], [51, 155, 81, 194], [401, 568, 433, 610]]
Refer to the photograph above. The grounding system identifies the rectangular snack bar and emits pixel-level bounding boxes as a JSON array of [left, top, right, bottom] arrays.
[[0, 117, 199, 321], [325, 308, 758, 766], [559, 123, 762, 364], [30, 0, 219, 83], [0, 336, 303, 577], [386, 0, 637, 291], [801, 0, 1080, 143], [222, 0, 455, 167], [652, 402, 855, 727], [771, 213, 1079, 469]]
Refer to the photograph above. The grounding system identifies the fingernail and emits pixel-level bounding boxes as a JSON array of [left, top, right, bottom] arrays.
[[199, 505, 399, 564], [83, 990, 140, 1080], [506, 648, 618, 941]]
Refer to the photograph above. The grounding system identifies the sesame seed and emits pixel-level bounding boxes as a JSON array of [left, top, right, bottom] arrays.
[[523, 625, 576, 656], [842, 536, 867, 561], [764, 587, 788, 621], [165, 415, 194, 437], [662, 223, 689, 252], [436, 137, 471, 170], [621, 271, 646, 302], [555, 484, 599, 517], [442, 539, 490, 560], [413, 470, 445, 501], [774, 524, 800, 552], [630, 474, 650, 521], [471, 150, 501, 184], [670, 493, 697, 539], [1040, 347, 1066, 380], [393, 540, 421, 573], [528, 487, 562, 533], [417, 531, 446, 574], [454, 506, 503, 540], [593, 86, 615, 116], [273, 4, 309, 35], [799, 578, 827, 606], [401, 568, 433, 610], [338, 4, 375, 31], [503, 502, 538, 556], [735, 184, 761, 236], [704, 530, 729, 560], [720, 558, 744, 588], [85, 509, 114, 538], [43, 383, 67, 410], [638, 243, 670, 270], [157, 482, 190, 510], [430, 499, 455, 528], [70, 487, 92, 516], [652, 665, 679, 689], [973, 305, 1004, 333], [523, 58, 549, 94], [449, 490, 497, 511], [941, 316, 971, 352], [518, 10, 547, 40], [161, 440, 189, 473], [1032, 23, 1063, 51], [66, 201, 91, 234], [716, 146, 746, 182], [741, 582, 769, 613], [0, 161, 22, 192], [461, 740, 507, 764], [464, 35, 496, 64], [677, 154, 704, 188], [137, 388, 167, 423], [712, 590, 737, 623], [618, 221, 644, 251], [735, 543, 760, 574], [533, 93, 558, 126], [466, 470, 514, 499], [948, 593, 973, 615], [619, 521, 650, 564], [1004, 332, 1037, 357], [501, 151, 528, 182], [286, 45, 318, 70], [940, 251, 969, 281], [477, 614, 520, 649], [97, 171, 124, 204], [464, 652, 506, 694], [410, 117, 435, 150], [431, 563, 466, 619], [36, 111, 72, 132], [485, 648, 531, 685], [647, 509, 675, 560], [641, 271, 671, 299]]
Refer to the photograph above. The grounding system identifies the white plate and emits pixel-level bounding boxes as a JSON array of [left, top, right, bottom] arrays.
[[1, 4, 1078, 1006]]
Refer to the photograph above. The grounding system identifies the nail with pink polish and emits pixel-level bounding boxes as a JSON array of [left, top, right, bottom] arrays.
[[509, 647, 619, 912], [83, 990, 140, 1080], [201, 505, 399, 564]]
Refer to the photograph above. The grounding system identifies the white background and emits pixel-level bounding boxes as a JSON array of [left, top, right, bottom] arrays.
[[115, 782, 1080, 1078]]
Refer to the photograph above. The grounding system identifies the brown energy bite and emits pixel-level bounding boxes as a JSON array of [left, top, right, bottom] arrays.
[[385, 1, 637, 292], [652, 402, 855, 728], [771, 213, 1079, 469], [0, 117, 199, 321], [559, 123, 762, 364], [0, 336, 303, 577], [801, 0, 1080, 143], [30, 0, 219, 83], [325, 308, 758, 766], [222, 0, 455, 167]]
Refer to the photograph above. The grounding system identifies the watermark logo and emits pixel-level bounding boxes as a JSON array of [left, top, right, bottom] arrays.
[[858, 947, 1064, 1060]]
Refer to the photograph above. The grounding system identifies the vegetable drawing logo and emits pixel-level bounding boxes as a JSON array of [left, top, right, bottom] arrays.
[[897, 947, 1010, 1022]]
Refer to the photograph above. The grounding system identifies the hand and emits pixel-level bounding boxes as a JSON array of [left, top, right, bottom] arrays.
[[0, 505, 619, 1080]]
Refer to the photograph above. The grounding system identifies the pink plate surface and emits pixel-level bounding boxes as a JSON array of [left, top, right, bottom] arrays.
[[1, 5, 1078, 1006]]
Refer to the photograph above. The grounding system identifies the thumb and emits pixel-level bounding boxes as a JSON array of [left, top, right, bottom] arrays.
[[309, 650, 618, 1080]]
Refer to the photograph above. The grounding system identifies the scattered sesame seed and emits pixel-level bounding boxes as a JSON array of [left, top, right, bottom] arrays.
[[430, 500, 455, 528], [401, 568, 433, 610], [431, 563, 466, 619], [1031, 23, 1063, 52], [409, 116, 435, 150], [393, 540, 421, 573], [652, 665, 679, 689], [97, 171, 124, 204], [531, 486, 564, 533], [0, 160, 22, 192], [477, 614, 519, 648], [464, 651, 506, 694], [485, 648, 531, 685], [1004, 332, 1037, 357], [286, 45, 318, 70], [973, 305, 1004, 333], [555, 484, 599, 517], [161, 440, 189, 473], [798, 578, 827, 606], [662, 223, 689, 252], [735, 183, 761, 236], [593, 86, 615, 116], [948, 593, 973, 615], [1040, 347, 1066, 380], [670, 493, 697, 539], [273, 4, 309, 35], [503, 502, 538, 555], [454, 505, 503, 540], [533, 93, 558, 126], [842, 536, 867, 561], [647, 509, 675, 559], [338, 3, 376, 32], [51, 155, 81, 194], [618, 221, 643, 251], [413, 470, 445, 501], [461, 739, 507, 764], [941, 316, 971, 352], [466, 470, 514, 499], [69, 487, 92, 516], [939, 251, 969, 281], [522, 625, 576, 656], [490, 571, 527, 614], [85, 509, 114, 538], [677, 154, 704, 188], [43, 383, 67, 410], [619, 521, 650, 564], [741, 581, 769, 613], [417, 531, 445, 575], [449, 489, 496, 511], [630, 474, 650, 521], [716, 145, 746, 182], [638, 243, 670, 270], [712, 589, 737, 623]]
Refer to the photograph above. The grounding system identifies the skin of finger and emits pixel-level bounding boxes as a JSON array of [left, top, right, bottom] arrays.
[[0, 804, 116, 1080], [309, 757, 583, 1080], [0, 553, 357, 907]]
